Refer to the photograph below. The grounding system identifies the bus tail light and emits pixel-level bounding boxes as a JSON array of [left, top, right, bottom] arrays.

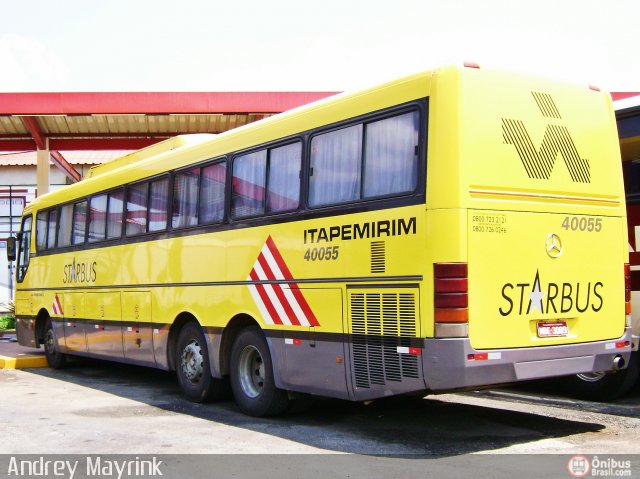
[[625, 263, 631, 315], [434, 263, 469, 328]]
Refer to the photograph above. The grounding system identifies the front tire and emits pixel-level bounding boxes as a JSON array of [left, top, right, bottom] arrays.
[[175, 322, 227, 402], [43, 318, 67, 369], [230, 326, 289, 417]]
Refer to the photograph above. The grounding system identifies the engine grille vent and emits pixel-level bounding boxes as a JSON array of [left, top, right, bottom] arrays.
[[350, 290, 419, 389]]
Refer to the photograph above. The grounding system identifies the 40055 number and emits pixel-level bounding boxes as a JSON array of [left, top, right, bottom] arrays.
[[304, 246, 339, 261], [561, 216, 602, 232]]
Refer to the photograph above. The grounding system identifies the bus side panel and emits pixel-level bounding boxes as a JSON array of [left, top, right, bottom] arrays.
[[122, 291, 155, 367], [63, 292, 87, 352], [84, 291, 124, 359], [279, 288, 350, 400]]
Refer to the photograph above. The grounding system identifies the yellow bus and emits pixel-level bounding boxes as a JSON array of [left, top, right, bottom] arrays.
[[9, 65, 634, 416]]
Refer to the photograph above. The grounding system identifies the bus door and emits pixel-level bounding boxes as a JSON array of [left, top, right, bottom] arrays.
[[122, 291, 155, 366]]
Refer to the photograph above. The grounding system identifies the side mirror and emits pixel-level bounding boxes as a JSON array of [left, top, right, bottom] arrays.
[[6, 237, 16, 262]]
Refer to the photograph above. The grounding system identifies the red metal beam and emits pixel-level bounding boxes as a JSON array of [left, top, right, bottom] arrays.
[[19, 116, 46, 150], [0, 92, 338, 115], [49, 138, 166, 150], [50, 151, 82, 183], [0, 138, 165, 151], [0, 140, 40, 151]]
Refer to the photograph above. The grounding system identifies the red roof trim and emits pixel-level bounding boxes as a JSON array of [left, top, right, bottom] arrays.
[[0, 92, 338, 115], [611, 92, 640, 101]]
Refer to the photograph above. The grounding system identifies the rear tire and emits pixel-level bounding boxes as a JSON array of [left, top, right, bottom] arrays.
[[566, 352, 639, 401], [230, 326, 289, 417], [43, 318, 67, 369], [175, 322, 227, 402]]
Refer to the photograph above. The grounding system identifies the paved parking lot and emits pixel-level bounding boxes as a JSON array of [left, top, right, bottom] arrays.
[[1, 358, 639, 457]]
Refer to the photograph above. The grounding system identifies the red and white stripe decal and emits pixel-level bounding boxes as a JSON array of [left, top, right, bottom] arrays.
[[52, 294, 63, 316], [248, 236, 319, 327]]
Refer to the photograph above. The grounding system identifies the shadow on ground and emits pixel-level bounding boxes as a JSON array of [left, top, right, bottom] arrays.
[[23, 359, 606, 457]]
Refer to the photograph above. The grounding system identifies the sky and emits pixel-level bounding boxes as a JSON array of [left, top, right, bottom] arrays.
[[0, 0, 638, 93]]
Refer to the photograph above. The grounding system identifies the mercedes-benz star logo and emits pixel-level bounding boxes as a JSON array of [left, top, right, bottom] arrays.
[[545, 233, 563, 258]]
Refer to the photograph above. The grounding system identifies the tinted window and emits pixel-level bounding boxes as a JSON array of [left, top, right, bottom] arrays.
[[57, 204, 73, 247], [363, 111, 419, 198], [267, 142, 301, 213], [309, 124, 363, 207], [199, 162, 226, 224], [232, 150, 267, 218], [72, 201, 87, 244], [126, 183, 148, 236], [149, 178, 169, 232], [47, 209, 58, 249], [173, 168, 200, 229], [107, 189, 124, 239], [88, 195, 107, 243], [36, 211, 47, 251]]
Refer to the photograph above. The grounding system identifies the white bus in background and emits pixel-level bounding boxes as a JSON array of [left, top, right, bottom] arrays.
[[568, 94, 640, 400]]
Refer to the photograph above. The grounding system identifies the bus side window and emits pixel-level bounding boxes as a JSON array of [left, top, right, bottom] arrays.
[[47, 209, 58, 249], [363, 111, 420, 198], [149, 178, 169, 232], [57, 204, 73, 248], [173, 168, 200, 229], [309, 124, 363, 207], [126, 183, 148, 236], [16, 215, 32, 282], [89, 194, 107, 243], [199, 161, 226, 224], [72, 201, 88, 245], [232, 150, 267, 218], [267, 142, 301, 213], [36, 211, 48, 251], [107, 189, 124, 239]]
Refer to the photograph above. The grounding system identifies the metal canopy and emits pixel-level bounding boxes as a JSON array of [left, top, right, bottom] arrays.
[[0, 91, 337, 188], [0, 91, 338, 151]]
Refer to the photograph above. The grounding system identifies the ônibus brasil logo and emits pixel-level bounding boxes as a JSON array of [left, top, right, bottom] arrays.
[[499, 270, 603, 317], [567, 455, 591, 478], [502, 91, 590, 183]]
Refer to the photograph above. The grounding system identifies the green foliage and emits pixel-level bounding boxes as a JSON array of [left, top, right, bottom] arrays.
[[0, 300, 16, 330], [0, 316, 15, 330]]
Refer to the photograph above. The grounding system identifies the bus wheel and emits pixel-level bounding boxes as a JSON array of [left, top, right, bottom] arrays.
[[176, 322, 227, 402], [230, 326, 289, 417], [567, 352, 639, 401], [43, 318, 67, 369]]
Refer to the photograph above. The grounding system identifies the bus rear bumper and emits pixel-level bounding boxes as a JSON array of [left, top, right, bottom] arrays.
[[423, 327, 634, 391]]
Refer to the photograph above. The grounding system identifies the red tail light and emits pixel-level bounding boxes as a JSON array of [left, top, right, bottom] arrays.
[[625, 263, 631, 314], [434, 263, 468, 323]]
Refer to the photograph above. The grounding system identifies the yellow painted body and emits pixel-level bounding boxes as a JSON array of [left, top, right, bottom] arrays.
[[14, 66, 626, 364]]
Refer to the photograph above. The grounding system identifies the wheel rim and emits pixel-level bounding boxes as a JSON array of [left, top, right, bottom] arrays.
[[238, 345, 265, 399], [181, 339, 204, 384], [577, 372, 606, 382], [45, 329, 56, 356]]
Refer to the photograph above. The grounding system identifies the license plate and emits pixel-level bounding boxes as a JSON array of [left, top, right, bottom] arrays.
[[537, 321, 568, 338]]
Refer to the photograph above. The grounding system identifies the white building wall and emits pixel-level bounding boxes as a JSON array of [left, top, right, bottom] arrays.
[[0, 164, 90, 308]]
